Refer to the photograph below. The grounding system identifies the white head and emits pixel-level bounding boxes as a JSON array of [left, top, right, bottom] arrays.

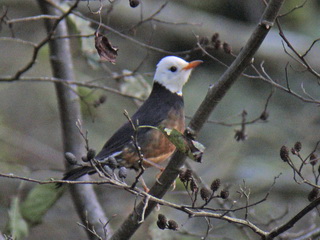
[[154, 56, 202, 95]]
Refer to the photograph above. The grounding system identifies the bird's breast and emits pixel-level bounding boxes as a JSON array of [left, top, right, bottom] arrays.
[[121, 106, 185, 169]]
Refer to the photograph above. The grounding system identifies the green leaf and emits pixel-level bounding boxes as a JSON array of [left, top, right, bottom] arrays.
[[157, 126, 205, 162], [20, 183, 65, 226], [5, 197, 29, 240]]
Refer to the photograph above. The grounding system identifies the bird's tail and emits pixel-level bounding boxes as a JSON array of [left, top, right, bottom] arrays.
[[56, 166, 96, 187]]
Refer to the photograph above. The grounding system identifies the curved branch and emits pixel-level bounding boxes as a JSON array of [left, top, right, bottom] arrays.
[[109, 0, 285, 239]]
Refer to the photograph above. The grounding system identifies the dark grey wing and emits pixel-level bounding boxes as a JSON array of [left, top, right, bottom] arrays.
[[95, 83, 183, 160]]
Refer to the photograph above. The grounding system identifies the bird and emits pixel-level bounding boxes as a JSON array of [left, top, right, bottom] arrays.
[[61, 56, 202, 183]]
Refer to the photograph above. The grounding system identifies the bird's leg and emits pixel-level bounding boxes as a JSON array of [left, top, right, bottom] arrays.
[[142, 158, 165, 170]]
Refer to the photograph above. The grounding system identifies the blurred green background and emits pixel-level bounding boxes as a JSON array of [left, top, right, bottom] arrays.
[[0, 0, 319, 239]]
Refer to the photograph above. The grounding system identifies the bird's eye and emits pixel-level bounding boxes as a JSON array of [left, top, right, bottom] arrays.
[[169, 66, 177, 72]]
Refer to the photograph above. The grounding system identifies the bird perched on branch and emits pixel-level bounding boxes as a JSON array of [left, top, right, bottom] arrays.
[[61, 56, 202, 183]]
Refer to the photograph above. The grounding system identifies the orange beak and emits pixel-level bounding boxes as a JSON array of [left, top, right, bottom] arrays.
[[183, 60, 203, 70]]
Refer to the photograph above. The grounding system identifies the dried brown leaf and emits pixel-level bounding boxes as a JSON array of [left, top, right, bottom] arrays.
[[94, 31, 118, 64]]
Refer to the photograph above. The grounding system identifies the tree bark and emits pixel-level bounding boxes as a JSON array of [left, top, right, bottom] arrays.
[[37, 1, 111, 239]]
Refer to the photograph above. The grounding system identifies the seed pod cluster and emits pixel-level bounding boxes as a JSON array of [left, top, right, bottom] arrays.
[[198, 179, 229, 204], [156, 214, 179, 231], [198, 32, 232, 54]]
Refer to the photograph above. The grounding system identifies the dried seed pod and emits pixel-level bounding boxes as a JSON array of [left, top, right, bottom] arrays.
[[107, 157, 118, 170], [81, 156, 89, 162], [220, 189, 229, 199], [118, 167, 128, 179], [179, 169, 187, 183], [200, 187, 211, 202], [210, 178, 221, 192], [214, 39, 221, 50], [199, 36, 209, 46], [103, 165, 113, 176], [157, 214, 167, 230], [157, 220, 166, 230], [99, 95, 107, 104], [190, 179, 199, 193], [222, 42, 232, 54], [87, 148, 96, 161], [280, 146, 290, 162], [167, 220, 179, 231], [211, 32, 219, 43], [65, 152, 77, 165], [158, 214, 167, 222], [184, 169, 193, 180], [93, 100, 100, 108], [294, 142, 302, 152], [310, 153, 318, 166], [308, 187, 319, 202], [129, 0, 140, 8]]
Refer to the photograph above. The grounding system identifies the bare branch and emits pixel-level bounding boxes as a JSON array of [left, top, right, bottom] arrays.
[[266, 197, 320, 239]]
